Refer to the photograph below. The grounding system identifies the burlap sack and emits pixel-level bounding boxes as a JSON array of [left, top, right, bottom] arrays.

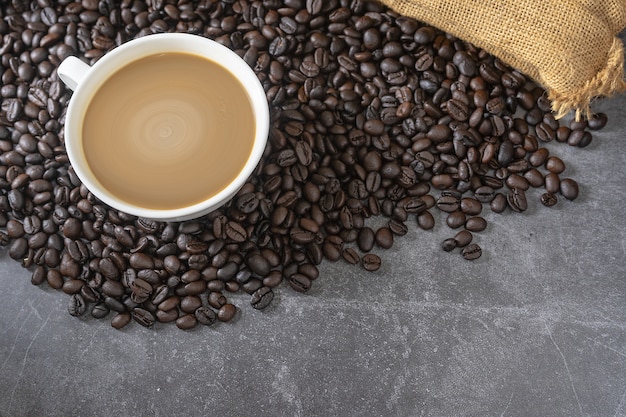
[[377, 0, 626, 119]]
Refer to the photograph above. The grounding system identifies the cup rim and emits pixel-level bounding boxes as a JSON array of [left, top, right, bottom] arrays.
[[64, 33, 269, 222]]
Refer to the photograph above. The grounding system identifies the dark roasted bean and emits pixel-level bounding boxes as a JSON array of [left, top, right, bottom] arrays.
[[195, 307, 217, 326], [217, 304, 237, 322], [559, 178, 579, 200], [465, 217, 488, 232], [490, 193, 507, 213], [68, 294, 87, 317], [132, 308, 156, 328], [361, 253, 381, 272], [540, 192, 558, 207], [417, 211, 435, 230], [462, 243, 482, 260], [0, 1, 599, 331], [250, 286, 274, 310], [507, 188, 528, 212], [454, 230, 473, 247]]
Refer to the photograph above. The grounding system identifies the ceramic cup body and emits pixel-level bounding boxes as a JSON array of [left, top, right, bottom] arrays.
[[58, 33, 269, 222]]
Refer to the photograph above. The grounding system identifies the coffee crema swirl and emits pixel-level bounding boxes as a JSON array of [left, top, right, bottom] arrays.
[[82, 52, 256, 210]]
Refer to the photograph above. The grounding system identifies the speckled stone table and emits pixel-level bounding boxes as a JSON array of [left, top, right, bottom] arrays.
[[1, 26, 625, 417]]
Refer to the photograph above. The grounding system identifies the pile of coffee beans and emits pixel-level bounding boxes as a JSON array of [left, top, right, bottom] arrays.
[[0, 0, 608, 329]]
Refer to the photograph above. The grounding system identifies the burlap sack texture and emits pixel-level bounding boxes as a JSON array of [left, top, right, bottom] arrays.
[[377, 0, 626, 120]]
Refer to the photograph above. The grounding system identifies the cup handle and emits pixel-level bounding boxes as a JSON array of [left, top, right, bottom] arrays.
[[57, 56, 91, 91]]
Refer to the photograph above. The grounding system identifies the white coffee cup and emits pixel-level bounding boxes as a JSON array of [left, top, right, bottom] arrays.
[[57, 33, 269, 222]]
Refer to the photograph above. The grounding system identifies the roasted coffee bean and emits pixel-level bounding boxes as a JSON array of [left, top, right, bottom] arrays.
[[342, 247, 360, 265], [559, 178, 579, 200], [68, 294, 87, 317], [91, 303, 110, 319], [388, 219, 408, 236], [104, 296, 126, 313], [131, 308, 156, 328], [465, 217, 488, 232], [147, 285, 169, 307], [446, 99, 469, 121], [361, 253, 381, 272], [129, 252, 154, 269], [536, 123, 555, 142], [462, 243, 482, 260], [586, 113, 608, 130], [111, 312, 132, 329], [179, 295, 202, 313], [460, 197, 482, 215], [208, 292, 227, 310], [0, 2, 600, 330], [374, 227, 394, 249], [195, 307, 217, 326], [130, 278, 152, 303], [62, 279, 84, 295], [224, 221, 247, 242], [529, 148, 550, 167], [441, 238, 457, 252], [417, 211, 435, 230], [175, 314, 197, 330], [506, 174, 529, 191], [156, 309, 179, 324], [251, 286, 274, 310], [306, 0, 323, 15], [217, 304, 237, 322], [524, 168, 545, 187], [236, 193, 259, 214], [446, 211, 466, 229], [288, 273, 312, 292], [490, 193, 507, 213], [507, 188, 528, 212], [357, 227, 375, 252], [102, 280, 124, 298], [436, 195, 460, 212], [454, 230, 473, 247], [242, 278, 263, 295], [545, 156, 566, 174], [544, 172, 560, 194], [540, 192, 558, 207]]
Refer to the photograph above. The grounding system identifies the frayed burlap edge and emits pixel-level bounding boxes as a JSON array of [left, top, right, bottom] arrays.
[[549, 37, 626, 121]]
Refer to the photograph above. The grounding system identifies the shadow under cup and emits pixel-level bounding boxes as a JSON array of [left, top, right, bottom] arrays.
[[61, 33, 270, 222]]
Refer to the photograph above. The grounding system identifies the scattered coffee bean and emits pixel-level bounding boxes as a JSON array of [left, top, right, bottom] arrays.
[[68, 294, 86, 317], [586, 113, 607, 130], [540, 192, 558, 207], [217, 303, 237, 322], [176, 314, 197, 330], [444, 210, 465, 229], [250, 286, 274, 310], [342, 247, 360, 265], [507, 188, 528, 212], [91, 303, 110, 319], [361, 254, 382, 272], [375, 227, 394, 249], [559, 178, 579, 200], [442, 238, 457, 252], [465, 217, 487, 232], [131, 308, 156, 328], [417, 211, 435, 230], [462, 243, 482, 260], [195, 307, 217, 326], [544, 172, 561, 194], [0, 1, 598, 330], [545, 156, 566, 174], [454, 230, 473, 247]]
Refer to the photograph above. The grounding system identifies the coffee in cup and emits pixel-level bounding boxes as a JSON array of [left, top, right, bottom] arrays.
[[58, 33, 269, 221]]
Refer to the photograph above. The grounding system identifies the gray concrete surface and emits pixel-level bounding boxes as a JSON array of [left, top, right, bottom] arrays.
[[1, 56, 625, 417]]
